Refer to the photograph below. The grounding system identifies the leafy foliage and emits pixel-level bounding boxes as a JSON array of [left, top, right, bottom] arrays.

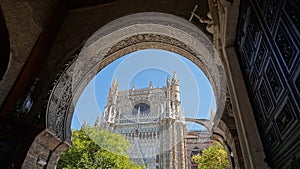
[[192, 141, 230, 169], [57, 126, 142, 169]]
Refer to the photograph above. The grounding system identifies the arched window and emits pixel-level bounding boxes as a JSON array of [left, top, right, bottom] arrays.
[[132, 103, 150, 116]]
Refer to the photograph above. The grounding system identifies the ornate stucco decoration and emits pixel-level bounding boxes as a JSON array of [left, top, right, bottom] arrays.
[[45, 46, 82, 142], [106, 33, 197, 58]]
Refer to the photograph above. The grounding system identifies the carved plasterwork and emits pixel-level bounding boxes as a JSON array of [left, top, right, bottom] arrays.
[[46, 46, 81, 142], [106, 34, 197, 57]]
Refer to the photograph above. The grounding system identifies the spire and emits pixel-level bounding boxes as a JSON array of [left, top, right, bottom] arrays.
[[172, 71, 179, 86], [109, 78, 119, 93], [107, 78, 118, 104], [173, 71, 177, 79], [171, 71, 181, 103], [132, 82, 136, 90], [112, 78, 118, 89], [149, 81, 153, 89], [166, 75, 170, 88]]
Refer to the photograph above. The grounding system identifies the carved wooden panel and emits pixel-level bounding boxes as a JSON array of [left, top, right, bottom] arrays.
[[236, 0, 300, 168]]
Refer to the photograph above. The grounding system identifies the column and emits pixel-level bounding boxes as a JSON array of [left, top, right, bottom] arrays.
[[173, 123, 178, 169], [224, 46, 270, 168], [168, 120, 173, 169], [180, 124, 186, 168]]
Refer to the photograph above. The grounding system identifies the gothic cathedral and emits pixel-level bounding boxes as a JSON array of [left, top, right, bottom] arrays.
[[100, 73, 187, 169]]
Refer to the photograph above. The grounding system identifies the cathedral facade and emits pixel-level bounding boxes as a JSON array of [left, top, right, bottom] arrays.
[[100, 73, 187, 169]]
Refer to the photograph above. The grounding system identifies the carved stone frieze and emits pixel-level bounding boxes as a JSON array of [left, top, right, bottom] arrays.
[[45, 46, 81, 142], [106, 34, 197, 57], [55, 80, 72, 140]]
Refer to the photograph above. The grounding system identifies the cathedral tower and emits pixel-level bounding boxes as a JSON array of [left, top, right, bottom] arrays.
[[100, 79, 119, 130]]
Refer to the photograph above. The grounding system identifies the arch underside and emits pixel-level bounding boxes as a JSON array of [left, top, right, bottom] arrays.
[[46, 12, 227, 144], [0, 8, 10, 80]]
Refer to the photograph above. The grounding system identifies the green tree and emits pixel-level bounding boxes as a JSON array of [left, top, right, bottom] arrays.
[[192, 141, 230, 169], [57, 126, 142, 169]]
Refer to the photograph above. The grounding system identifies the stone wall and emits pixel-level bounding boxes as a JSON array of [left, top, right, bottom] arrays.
[[0, 0, 58, 105], [22, 130, 69, 169]]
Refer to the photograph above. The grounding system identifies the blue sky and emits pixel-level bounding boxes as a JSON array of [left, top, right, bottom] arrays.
[[72, 49, 216, 131]]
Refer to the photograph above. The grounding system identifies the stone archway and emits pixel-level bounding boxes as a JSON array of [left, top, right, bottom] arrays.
[[47, 12, 227, 143], [23, 12, 228, 168]]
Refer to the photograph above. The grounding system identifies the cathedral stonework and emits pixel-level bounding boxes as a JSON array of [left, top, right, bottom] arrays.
[[100, 73, 187, 169]]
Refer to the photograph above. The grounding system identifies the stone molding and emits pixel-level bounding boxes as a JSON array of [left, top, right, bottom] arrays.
[[223, 46, 270, 168], [22, 129, 69, 169]]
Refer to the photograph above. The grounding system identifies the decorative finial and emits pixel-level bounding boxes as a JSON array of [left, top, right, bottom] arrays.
[[173, 71, 177, 79], [112, 78, 119, 88], [166, 75, 171, 88], [149, 81, 153, 89], [172, 71, 179, 86]]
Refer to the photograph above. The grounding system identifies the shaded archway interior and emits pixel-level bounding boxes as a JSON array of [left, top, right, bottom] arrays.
[[0, 8, 10, 80]]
